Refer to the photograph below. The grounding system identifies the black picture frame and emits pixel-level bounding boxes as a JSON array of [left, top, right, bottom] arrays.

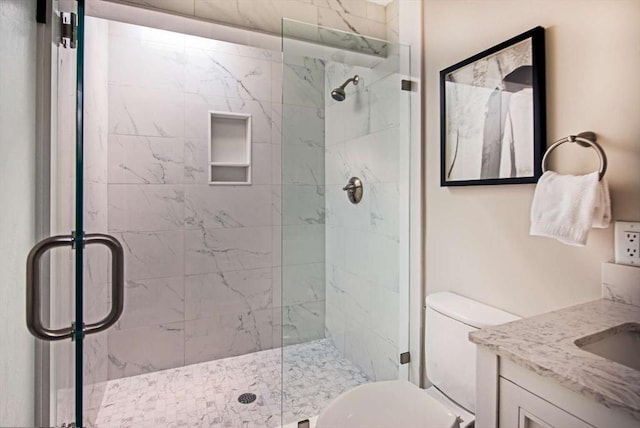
[[440, 27, 546, 187]]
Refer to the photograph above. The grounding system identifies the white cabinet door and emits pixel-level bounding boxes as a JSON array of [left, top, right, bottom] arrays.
[[499, 378, 595, 428]]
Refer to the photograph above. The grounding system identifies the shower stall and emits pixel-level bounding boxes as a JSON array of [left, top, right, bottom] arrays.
[[24, 2, 411, 427]]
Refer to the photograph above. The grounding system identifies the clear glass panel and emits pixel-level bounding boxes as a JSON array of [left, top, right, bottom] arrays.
[[281, 19, 411, 425], [81, 12, 112, 428], [51, 0, 81, 425]]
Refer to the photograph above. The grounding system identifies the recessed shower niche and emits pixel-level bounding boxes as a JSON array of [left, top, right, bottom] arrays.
[[208, 111, 252, 185]]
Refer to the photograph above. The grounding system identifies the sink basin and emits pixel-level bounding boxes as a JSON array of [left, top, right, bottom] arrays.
[[575, 323, 640, 371]]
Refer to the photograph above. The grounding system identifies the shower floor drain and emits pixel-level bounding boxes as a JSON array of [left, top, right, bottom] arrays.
[[238, 393, 257, 404]]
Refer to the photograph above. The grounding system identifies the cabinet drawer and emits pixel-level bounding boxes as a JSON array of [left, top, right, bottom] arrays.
[[499, 377, 594, 428]]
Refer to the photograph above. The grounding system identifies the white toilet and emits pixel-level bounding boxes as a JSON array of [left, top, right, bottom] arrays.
[[316, 291, 519, 428]]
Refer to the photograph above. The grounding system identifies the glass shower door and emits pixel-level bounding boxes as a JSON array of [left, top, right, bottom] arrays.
[[280, 19, 411, 425], [26, 1, 125, 427]]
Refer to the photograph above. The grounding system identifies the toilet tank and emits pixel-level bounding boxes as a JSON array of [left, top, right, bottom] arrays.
[[425, 292, 519, 414]]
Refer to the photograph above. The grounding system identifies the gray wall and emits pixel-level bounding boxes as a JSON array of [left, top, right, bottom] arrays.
[[0, 1, 37, 426]]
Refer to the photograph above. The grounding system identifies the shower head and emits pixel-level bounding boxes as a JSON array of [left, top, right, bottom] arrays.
[[331, 75, 359, 102]]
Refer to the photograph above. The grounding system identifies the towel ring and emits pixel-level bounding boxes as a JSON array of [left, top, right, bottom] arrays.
[[541, 131, 607, 181]]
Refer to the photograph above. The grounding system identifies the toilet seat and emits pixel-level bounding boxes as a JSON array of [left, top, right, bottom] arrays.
[[316, 380, 458, 428]]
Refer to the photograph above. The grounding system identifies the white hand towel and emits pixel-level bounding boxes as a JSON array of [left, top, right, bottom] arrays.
[[530, 171, 611, 246]]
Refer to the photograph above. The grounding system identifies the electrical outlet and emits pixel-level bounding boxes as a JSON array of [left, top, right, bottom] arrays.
[[614, 221, 640, 266]]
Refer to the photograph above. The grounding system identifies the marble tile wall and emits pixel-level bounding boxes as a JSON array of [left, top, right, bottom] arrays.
[[104, 20, 283, 380], [108, 0, 387, 39], [323, 60, 402, 381], [83, 19, 111, 426], [280, 53, 327, 347]]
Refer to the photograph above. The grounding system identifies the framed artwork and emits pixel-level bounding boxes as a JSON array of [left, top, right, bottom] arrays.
[[440, 27, 546, 186]]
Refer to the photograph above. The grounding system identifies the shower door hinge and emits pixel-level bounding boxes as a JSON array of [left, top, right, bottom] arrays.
[[401, 79, 415, 91], [60, 12, 77, 49], [400, 352, 411, 364]]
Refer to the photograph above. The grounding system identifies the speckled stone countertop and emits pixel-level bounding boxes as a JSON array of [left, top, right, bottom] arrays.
[[469, 299, 640, 421]]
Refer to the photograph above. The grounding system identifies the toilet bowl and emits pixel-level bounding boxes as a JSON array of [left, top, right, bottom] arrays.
[[316, 292, 519, 428], [316, 381, 459, 428]]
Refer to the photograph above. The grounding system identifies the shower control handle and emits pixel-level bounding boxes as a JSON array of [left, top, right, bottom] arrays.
[[342, 183, 356, 191], [342, 177, 363, 204]]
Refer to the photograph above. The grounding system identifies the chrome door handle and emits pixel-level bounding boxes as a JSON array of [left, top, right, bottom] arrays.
[[26, 233, 125, 341], [83, 234, 125, 336], [26, 234, 75, 341]]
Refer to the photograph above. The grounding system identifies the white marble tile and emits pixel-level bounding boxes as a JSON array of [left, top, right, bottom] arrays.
[[367, 181, 400, 240], [252, 142, 273, 184], [117, 0, 195, 16], [84, 182, 109, 232], [115, 230, 184, 280], [282, 263, 325, 306], [107, 322, 185, 380], [369, 74, 401, 134], [316, 0, 368, 19], [272, 265, 282, 305], [195, 0, 319, 35], [183, 138, 208, 184], [271, 144, 282, 186], [281, 185, 325, 226], [95, 339, 369, 428], [109, 35, 185, 91], [325, 184, 372, 231], [116, 276, 185, 330], [271, 60, 283, 103], [282, 145, 324, 186], [185, 268, 272, 320], [602, 262, 640, 306], [367, 2, 386, 23], [282, 58, 325, 108], [343, 127, 399, 183], [282, 224, 325, 266], [328, 265, 372, 327], [371, 285, 399, 347], [184, 92, 271, 143], [282, 104, 324, 147], [184, 184, 272, 229], [84, 133, 109, 185], [324, 142, 349, 185], [184, 226, 272, 274], [108, 20, 186, 48], [324, 280, 346, 353], [185, 32, 276, 62], [108, 184, 184, 232], [316, 6, 371, 36], [109, 85, 185, 137], [271, 183, 282, 220], [108, 134, 184, 184], [271, 102, 282, 146], [185, 47, 271, 102], [184, 309, 273, 365], [281, 301, 326, 346]]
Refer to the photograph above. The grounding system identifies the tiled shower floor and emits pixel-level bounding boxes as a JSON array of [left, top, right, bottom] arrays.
[[94, 339, 369, 428]]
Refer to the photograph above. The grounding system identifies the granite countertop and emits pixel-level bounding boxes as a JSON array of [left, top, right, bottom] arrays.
[[469, 299, 640, 421]]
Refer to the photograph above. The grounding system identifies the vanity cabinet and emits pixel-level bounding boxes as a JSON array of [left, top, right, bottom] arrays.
[[499, 378, 593, 428], [475, 348, 639, 428]]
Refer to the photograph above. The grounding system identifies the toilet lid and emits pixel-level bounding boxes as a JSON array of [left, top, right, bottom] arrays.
[[316, 380, 458, 428]]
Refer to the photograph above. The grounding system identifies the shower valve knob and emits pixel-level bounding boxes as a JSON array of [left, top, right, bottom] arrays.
[[342, 177, 363, 204]]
